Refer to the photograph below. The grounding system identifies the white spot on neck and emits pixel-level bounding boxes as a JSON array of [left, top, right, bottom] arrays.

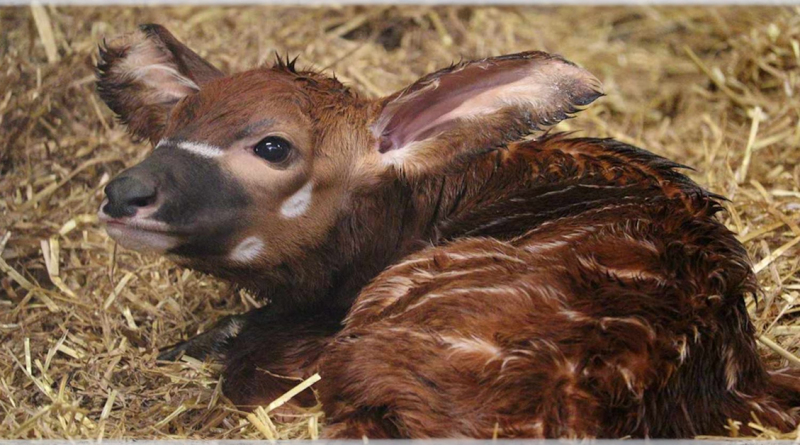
[[228, 236, 264, 263], [157, 139, 224, 158], [380, 141, 422, 166], [281, 181, 313, 218]]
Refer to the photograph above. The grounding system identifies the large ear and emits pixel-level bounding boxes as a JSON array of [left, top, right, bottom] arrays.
[[96, 24, 224, 144], [373, 51, 603, 175]]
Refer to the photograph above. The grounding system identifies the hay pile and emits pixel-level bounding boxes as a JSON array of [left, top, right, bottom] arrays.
[[1, 5, 799, 439]]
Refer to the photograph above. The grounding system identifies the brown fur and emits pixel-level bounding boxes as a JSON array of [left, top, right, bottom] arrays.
[[95, 25, 800, 438]]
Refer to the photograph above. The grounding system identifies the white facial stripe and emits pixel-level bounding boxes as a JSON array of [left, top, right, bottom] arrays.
[[281, 181, 313, 219], [229, 236, 265, 263], [177, 141, 224, 158], [155, 139, 224, 158]]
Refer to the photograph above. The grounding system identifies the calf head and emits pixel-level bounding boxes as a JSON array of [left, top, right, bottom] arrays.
[[97, 24, 602, 292]]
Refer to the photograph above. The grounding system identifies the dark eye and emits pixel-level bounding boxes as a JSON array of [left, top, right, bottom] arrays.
[[254, 136, 292, 164]]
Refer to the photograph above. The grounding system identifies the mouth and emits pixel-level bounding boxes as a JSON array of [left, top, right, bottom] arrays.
[[98, 206, 180, 253]]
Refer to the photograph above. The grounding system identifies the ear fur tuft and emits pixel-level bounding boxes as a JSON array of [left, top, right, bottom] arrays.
[[95, 24, 223, 144]]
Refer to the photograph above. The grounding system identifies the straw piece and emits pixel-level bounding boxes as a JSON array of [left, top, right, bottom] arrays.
[[122, 306, 138, 330], [30, 2, 59, 63], [18, 155, 122, 211], [735, 107, 763, 184], [44, 332, 68, 372], [684, 46, 754, 108], [309, 414, 319, 440], [0, 231, 11, 255], [25, 337, 32, 375], [7, 346, 56, 402], [247, 407, 277, 442], [767, 208, 800, 236], [56, 343, 83, 360], [154, 404, 188, 429], [0, 255, 37, 291], [758, 335, 800, 368], [347, 67, 386, 97], [42, 236, 78, 299], [738, 221, 786, 243], [89, 94, 111, 132], [754, 235, 800, 273], [11, 404, 53, 438], [104, 271, 136, 310], [266, 373, 322, 413], [771, 326, 800, 335], [100, 390, 118, 420], [58, 214, 98, 236], [428, 10, 453, 47]]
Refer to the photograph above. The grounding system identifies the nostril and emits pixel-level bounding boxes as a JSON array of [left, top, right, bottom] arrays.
[[129, 195, 156, 208], [103, 174, 158, 218]]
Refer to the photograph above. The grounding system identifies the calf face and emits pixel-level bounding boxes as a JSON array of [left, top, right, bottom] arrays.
[[97, 24, 602, 278]]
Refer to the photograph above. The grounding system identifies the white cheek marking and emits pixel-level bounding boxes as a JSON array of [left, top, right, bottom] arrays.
[[156, 139, 224, 158], [228, 236, 265, 263], [281, 182, 313, 218]]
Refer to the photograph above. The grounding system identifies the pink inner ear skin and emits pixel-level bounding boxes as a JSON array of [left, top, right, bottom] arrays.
[[374, 55, 602, 154], [139, 24, 225, 87], [379, 67, 530, 152]]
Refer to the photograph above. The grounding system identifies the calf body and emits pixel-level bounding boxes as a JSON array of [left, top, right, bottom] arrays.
[[96, 25, 800, 438], [322, 137, 791, 438]]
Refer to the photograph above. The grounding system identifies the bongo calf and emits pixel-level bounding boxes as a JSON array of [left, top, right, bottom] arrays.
[[96, 24, 800, 438]]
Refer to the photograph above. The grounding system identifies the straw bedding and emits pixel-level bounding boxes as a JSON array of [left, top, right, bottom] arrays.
[[1, 5, 800, 439]]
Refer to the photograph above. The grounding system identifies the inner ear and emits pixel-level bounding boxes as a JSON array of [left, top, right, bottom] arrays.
[[132, 24, 224, 89], [96, 24, 224, 144], [373, 51, 603, 155]]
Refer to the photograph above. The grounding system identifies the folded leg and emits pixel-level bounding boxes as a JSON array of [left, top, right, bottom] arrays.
[[159, 305, 343, 410], [222, 309, 343, 408], [158, 313, 248, 362]]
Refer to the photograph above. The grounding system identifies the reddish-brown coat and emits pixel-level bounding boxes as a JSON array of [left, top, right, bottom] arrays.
[[220, 134, 800, 438], [320, 136, 795, 438], [95, 25, 800, 438]]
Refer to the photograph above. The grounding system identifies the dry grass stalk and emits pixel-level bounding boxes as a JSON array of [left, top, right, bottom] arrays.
[[29, 3, 59, 64]]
